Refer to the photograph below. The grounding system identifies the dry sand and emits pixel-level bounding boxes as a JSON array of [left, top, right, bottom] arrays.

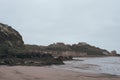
[[0, 66, 120, 80]]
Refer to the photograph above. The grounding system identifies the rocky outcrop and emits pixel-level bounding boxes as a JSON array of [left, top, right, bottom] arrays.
[[0, 52, 63, 66], [0, 23, 24, 47], [0, 23, 63, 66]]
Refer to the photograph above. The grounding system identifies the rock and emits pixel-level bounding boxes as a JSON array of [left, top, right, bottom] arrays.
[[111, 50, 117, 56], [0, 23, 24, 47], [57, 56, 73, 61]]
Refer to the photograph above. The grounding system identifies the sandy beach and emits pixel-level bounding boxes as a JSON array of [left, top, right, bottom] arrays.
[[0, 66, 120, 80]]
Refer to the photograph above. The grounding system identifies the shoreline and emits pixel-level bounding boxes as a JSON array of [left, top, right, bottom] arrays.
[[0, 66, 120, 80]]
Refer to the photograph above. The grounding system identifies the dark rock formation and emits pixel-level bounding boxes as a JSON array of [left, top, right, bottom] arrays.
[[0, 23, 24, 47], [0, 23, 63, 66], [57, 56, 73, 61], [0, 52, 63, 66]]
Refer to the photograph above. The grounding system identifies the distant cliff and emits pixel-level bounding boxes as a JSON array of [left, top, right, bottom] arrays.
[[0, 23, 24, 47], [25, 42, 110, 57]]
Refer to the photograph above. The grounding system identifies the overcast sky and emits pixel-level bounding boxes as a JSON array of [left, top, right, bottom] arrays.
[[0, 0, 120, 53]]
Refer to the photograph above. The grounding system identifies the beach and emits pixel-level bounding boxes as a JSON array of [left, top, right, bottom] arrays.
[[0, 66, 120, 80]]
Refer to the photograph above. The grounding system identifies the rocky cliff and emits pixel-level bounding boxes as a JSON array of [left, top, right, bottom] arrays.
[[25, 42, 110, 57], [0, 23, 24, 47], [47, 42, 110, 56]]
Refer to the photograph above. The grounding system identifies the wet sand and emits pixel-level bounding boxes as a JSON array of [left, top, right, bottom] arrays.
[[0, 66, 120, 80]]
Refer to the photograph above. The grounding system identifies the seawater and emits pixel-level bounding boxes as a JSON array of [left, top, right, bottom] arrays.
[[53, 57, 120, 75]]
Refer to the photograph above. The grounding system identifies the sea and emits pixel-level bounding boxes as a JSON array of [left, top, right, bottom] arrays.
[[52, 57, 120, 76]]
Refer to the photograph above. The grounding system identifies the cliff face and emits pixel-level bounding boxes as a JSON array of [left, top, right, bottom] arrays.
[[46, 42, 110, 57], [0, 23, 24, 47], [25, 42, 110, 57]]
